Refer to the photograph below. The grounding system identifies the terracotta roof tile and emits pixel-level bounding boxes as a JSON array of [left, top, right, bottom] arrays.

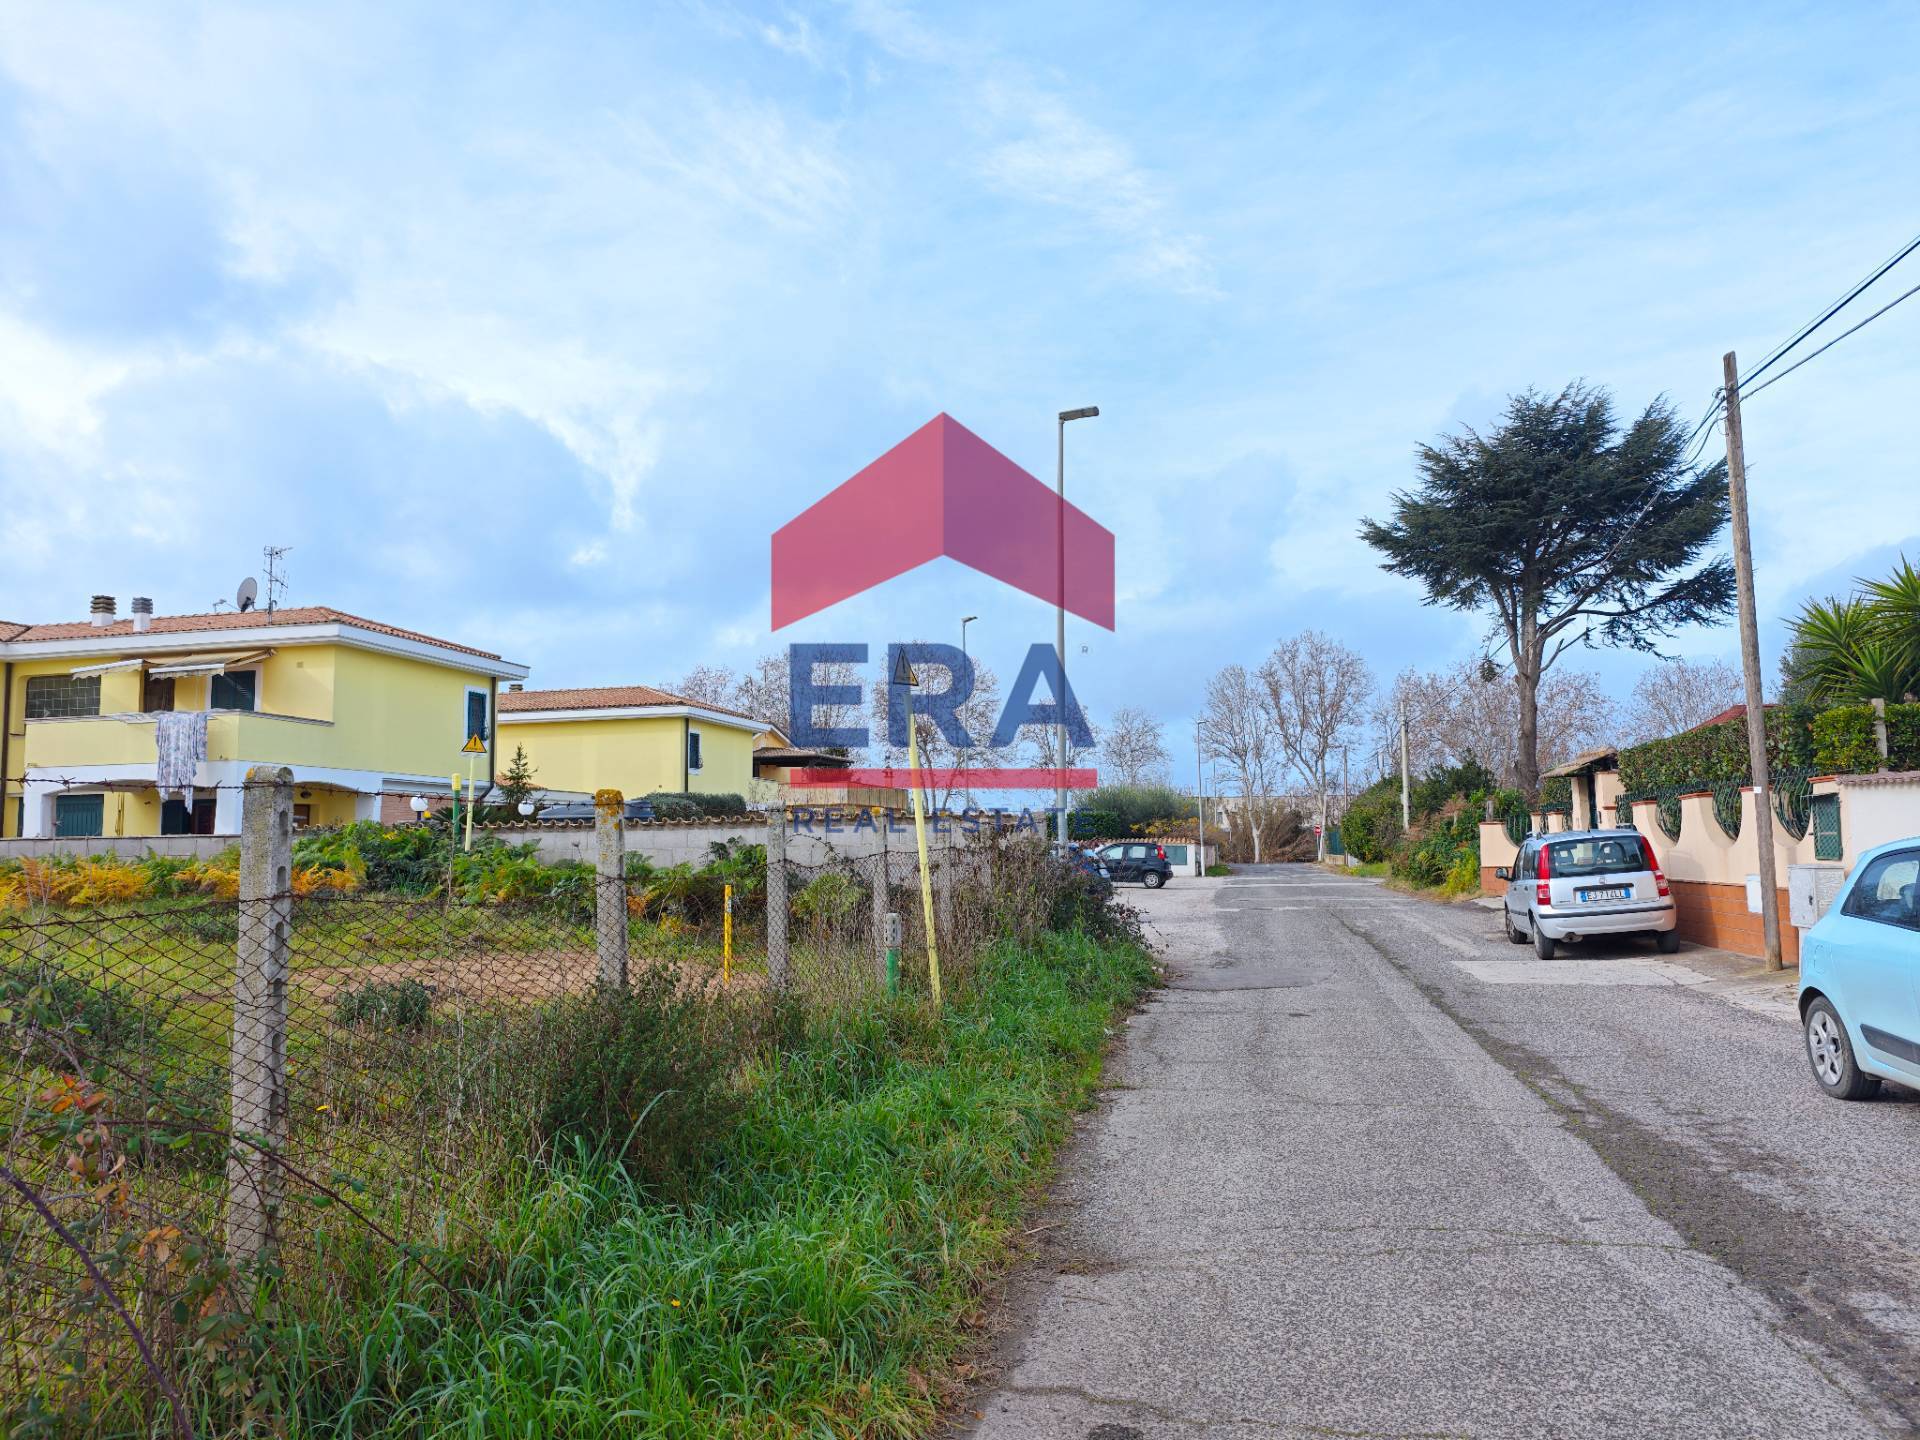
[[0, 606, 502, 660], [500, 684, 766, 724]]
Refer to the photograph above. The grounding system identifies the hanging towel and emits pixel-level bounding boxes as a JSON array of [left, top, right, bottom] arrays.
[[156, 710, 208, 801]]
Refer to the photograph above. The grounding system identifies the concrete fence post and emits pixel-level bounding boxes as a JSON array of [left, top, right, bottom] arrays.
[[594, 789, 628, 990], [936, 824, 955, 942], [227, 765, 293, 1272], [767, 807, 790, 991], [1872, 698, 1890, 765]]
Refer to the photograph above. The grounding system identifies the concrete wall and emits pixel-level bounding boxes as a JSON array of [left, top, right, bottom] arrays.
[[0, 834, 234, 860], [1835, 772, 1920, 857]]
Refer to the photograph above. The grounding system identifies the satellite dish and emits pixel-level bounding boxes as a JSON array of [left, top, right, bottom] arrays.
[[236, 577, 259, 613]]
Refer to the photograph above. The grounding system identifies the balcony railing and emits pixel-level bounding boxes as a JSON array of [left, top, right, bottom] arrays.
[[23, 710, 336, 773]]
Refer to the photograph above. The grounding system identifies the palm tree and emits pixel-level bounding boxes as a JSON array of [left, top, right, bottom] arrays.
[[1787, 557, 1920, 703]]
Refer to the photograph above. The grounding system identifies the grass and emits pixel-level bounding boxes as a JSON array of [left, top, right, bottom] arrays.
[[247, 929, 1157, 1439]]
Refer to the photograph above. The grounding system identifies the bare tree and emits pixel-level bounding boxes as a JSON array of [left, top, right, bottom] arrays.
[[1620, 657, 1743, 744], [1199, 664, 1282, 863], [1257, 631, 1373, 860], [870, 657, 1008, 811], [1375, 661, 1615, 790], [1019, 710, 1101, 821], [675, 663, 739, 708], [1102, 706, 1171, 787]]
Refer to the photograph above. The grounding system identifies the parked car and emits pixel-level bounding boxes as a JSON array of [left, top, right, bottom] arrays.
[[534, 798, 656, 822], [1095, 841, 1173, 889], [1497, 828, 1677, 959], [1797, 838, 1920, 1100], [1063, 845, 1111, 881]]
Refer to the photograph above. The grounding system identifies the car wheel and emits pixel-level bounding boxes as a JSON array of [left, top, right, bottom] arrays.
[[1143, 871, 1165, 889], [1655, 929, 1680, 954], [1532, 924, 1556, 960], [1504, 910, 1529, 945], [1804, 997, 1881, 1101]]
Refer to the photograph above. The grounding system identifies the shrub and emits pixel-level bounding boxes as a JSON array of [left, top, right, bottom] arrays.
[[1618, 705, 1817, 793], [1081, 785, 1194, 832], [1811, 702, 1920, 774], [334, 978, 433, 1031], [523, 973, 768, 1198], [1068, 808, 1124, 840], [642, 792, 748, 819], [1339, 778, 1403, 863]]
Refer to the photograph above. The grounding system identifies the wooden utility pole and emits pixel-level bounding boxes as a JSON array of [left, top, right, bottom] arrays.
[[1722, 351, 1784, 971], [1398, 702, 1411, 829]]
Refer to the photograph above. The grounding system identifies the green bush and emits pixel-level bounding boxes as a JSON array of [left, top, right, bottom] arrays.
[[642, 792, 748, 819], [523, 972, 774, 1199], [1339, 777, 1403, 863], [1068, 808, 1124, 840], [1539, 775, 1572, 811], [1811, 702, 1920, 774], [1081, 785, 1195, 832], [334, 978, 433, 1031], [1618, 704, 1817, 794]]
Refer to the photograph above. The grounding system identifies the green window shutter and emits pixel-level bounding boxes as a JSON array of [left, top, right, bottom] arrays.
[[1811, 794, 1842, 861], [55, 793, 104, 838]]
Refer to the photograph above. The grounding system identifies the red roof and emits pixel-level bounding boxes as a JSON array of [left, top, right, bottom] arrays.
[[500, 684, 765, 724], [0, 606, 502, 660], [1689, 702, 1772, 731]]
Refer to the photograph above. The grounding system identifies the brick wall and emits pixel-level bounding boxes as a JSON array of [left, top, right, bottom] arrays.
[[1670, 878, 1801, 966]]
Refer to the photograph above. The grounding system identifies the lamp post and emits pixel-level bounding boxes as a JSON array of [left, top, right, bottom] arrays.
[[517, 799, 536, 819], [1055, 405, 1098, 851], [959, 616, 978, 811]]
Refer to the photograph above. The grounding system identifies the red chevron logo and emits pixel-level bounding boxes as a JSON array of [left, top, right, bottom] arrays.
[[771, 413, 1116, 630]]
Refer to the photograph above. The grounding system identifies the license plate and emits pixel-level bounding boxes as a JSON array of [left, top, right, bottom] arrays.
[[1579, 886, 1630, 902]]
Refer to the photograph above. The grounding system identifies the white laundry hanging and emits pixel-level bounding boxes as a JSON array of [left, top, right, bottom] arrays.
[[155, 710, 208, 801]]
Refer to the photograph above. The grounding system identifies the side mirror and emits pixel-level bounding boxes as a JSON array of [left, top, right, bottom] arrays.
[[1493, 867, 1510, 881]]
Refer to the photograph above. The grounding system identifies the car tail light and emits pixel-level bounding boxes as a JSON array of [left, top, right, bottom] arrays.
[[1536, 843, 1552, 906], [1638, 837, 1671, 897]]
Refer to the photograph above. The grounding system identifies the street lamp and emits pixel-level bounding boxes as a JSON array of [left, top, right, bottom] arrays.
[[517, 799, 536, 818], [959, 616, 978, 810], [408, 795, 428, 819], [1055, 406, 1098, 851]]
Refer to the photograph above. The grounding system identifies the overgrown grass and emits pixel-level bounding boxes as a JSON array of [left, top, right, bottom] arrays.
[[256, 930, 1156, 1439]]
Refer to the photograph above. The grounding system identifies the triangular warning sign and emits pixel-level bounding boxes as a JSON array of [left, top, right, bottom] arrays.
[[462, 733, 487, 753], [890, 651, 918, 687]]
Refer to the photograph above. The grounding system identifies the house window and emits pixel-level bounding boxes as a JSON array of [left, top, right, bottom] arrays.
[[160, 798, 216, 835], [293, 803, 313, 829], [210, 670, 257, 712], [25, 674, 101, 719], [54, 793, 104, 838], [687, 729, 703, 772], [465, 689, 490, 746], [143, 675, 176, 713]]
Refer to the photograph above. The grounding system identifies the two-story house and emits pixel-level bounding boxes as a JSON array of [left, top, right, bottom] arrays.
[[496, 683, 768, 802], [1, 597, 529, 838]]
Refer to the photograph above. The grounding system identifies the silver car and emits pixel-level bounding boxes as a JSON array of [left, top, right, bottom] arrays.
[[1498, 828, 1679, 960]]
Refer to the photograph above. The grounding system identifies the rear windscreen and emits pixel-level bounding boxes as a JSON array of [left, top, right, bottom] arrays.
[[1548, 838, 1644, 878]]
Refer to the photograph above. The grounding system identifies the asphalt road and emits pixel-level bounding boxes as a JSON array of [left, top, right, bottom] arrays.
[[960, 865, 1920, 1440]]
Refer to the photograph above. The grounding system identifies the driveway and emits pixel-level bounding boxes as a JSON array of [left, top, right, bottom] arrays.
[[958, 865, 1920, 1439]]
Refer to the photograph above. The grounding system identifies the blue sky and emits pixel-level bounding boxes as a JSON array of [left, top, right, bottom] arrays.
[[2, 1, 1916, 785]]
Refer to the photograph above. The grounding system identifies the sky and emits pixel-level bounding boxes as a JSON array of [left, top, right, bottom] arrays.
[[2, 0, 1916, 788]]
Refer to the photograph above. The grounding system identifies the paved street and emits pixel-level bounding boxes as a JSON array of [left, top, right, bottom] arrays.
[[963, 866, 1920, 1440]]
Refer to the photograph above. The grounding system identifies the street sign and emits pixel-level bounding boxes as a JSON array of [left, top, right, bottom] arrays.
[[462, 733, 486, 754]]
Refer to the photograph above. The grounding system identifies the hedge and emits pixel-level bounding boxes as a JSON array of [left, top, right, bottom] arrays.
[[1617, 705, 1817, 794], [1810, 703, 1920, 774]]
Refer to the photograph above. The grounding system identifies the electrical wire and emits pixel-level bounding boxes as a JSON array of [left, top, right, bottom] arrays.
[[1740, 279, 1920, 402], [1737, 229, 1920, 392]]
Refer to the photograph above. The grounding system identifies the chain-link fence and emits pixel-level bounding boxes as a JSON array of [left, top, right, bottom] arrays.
[[2, 776, 1082, 1437]]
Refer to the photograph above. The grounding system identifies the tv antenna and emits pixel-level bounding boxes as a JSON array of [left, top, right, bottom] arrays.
[[261, 546, 290, 615]]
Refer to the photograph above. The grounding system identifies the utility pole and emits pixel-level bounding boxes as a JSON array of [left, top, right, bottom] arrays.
[[1722, 350, 1784, 972], [1399, 701, 1411, 829], [1054, 406, 1098, 851], [1195, 723, 1206, 876]]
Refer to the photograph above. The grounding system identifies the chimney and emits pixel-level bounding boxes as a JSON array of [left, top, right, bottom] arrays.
[[89, 595, 116, 628], [131, 596, 154, 633], [508, 682, 524, 691]]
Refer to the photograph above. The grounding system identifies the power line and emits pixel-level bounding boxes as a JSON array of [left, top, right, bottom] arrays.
[[1741, 279, 1920, 402], [1737, 229, 1920, 392]]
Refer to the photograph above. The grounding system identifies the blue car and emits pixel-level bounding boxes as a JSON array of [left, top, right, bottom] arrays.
[[1798, 838, 1920, 1100]]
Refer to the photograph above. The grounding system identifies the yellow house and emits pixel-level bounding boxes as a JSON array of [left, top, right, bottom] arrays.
[[1, 597, 528, 838], [496, 684, 766, 801]]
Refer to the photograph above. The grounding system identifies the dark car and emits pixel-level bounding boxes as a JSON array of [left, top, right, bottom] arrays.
[[1096, 841, 1173, 889], [535, 798, 656, 822]]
